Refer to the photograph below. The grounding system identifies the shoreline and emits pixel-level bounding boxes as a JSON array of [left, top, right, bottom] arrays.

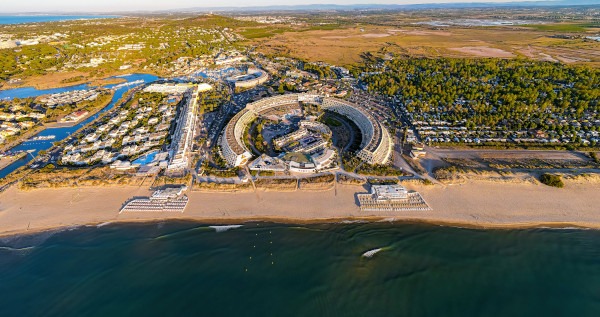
[[1, 179, 600, 238], [3, 215, 600, 240]]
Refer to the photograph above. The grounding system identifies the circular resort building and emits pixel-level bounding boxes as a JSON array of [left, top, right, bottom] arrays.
[[219, 93, 394, 168], [226, 68, 269, 90]]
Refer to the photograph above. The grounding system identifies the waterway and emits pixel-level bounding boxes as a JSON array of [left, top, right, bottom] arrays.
[[0, 74, 159, 179]]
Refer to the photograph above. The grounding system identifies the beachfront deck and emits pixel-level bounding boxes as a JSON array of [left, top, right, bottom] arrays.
[[358, 192, 431, 211], [120, 196, 188, 213], [357, 185, 432, 212]]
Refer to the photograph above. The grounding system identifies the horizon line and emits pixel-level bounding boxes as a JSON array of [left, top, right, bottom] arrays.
[[2, 1, 598, 15]]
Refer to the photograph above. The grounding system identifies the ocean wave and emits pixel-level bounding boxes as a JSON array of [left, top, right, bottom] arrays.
[[152, 225, 212, 240], [536, 226, 594, 231], [66, 225, 84, 231], [210, 225, 243, 233], [96, 222, 113, 228], [377, 218, 398, 223], [288, 226, 325, 232], [339, 220, 369, 224], [0, 246, 35, 253], [0, 228, 67, 249]]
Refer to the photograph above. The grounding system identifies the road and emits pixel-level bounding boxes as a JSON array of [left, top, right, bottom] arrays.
[[391, 136, 420, 176]]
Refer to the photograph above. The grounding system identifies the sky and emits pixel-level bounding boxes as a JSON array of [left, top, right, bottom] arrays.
[[0, 0, 573, 13]]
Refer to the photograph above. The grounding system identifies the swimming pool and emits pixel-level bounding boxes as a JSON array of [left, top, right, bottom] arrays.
[[132, 150, 159, 165]]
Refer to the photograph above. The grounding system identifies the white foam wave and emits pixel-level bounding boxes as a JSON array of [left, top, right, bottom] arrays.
[[340, 220, 369, 224], [377, 218, 397, 222], [536, 226, 593, 230], [0, 246, 35, 254], [210, 225, 243, 233]]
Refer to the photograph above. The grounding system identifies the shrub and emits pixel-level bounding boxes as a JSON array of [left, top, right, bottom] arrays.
[[590, 152, 599, 164], [539, 173, 564, 188]]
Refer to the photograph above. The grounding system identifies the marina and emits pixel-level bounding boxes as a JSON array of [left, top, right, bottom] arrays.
[[0, 73, 159, 178]]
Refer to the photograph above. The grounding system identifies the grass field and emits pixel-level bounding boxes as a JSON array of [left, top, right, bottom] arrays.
[[523, 23, 600, 32], [239, 26, 292, 39]]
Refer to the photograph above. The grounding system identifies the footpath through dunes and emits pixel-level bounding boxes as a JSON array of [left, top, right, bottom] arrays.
[[1, 177, 600, 237]]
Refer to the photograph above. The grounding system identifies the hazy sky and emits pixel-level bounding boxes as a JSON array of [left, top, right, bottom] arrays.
[[0, 0, 561, 13]]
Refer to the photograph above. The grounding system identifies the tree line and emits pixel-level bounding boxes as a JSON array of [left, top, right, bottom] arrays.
[[357, 58, 599, 133]]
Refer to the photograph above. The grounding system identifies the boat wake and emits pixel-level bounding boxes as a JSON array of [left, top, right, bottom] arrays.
[[362, 248, 384, 258], [210, 225, 243, 233]]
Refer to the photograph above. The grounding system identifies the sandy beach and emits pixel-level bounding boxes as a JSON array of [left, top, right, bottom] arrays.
[[1, 179, 600, 238]]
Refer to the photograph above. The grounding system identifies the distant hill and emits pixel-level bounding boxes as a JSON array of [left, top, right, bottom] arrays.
[[176, 1, 600, 13], [7, 1, 598, 15]]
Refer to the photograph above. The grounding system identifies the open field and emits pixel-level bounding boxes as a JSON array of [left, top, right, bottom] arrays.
[[426, 149, 597, 170], [428, 148, 591, 161], [254, 24, 600, 66], [523, 23, 599, 32]]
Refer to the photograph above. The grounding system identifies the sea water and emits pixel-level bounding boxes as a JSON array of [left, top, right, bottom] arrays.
[[0, 16, 118, 25], [0, 222, 599, 316]]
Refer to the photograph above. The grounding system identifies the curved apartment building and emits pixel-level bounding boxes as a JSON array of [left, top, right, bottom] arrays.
[[219, 93, 393, 167]]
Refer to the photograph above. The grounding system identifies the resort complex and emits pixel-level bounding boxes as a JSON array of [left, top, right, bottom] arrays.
[[6, 10, 600, 235], [218, 93, 394, 170], [4, 10, 600, 314], [60, 83, 200, 175]]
